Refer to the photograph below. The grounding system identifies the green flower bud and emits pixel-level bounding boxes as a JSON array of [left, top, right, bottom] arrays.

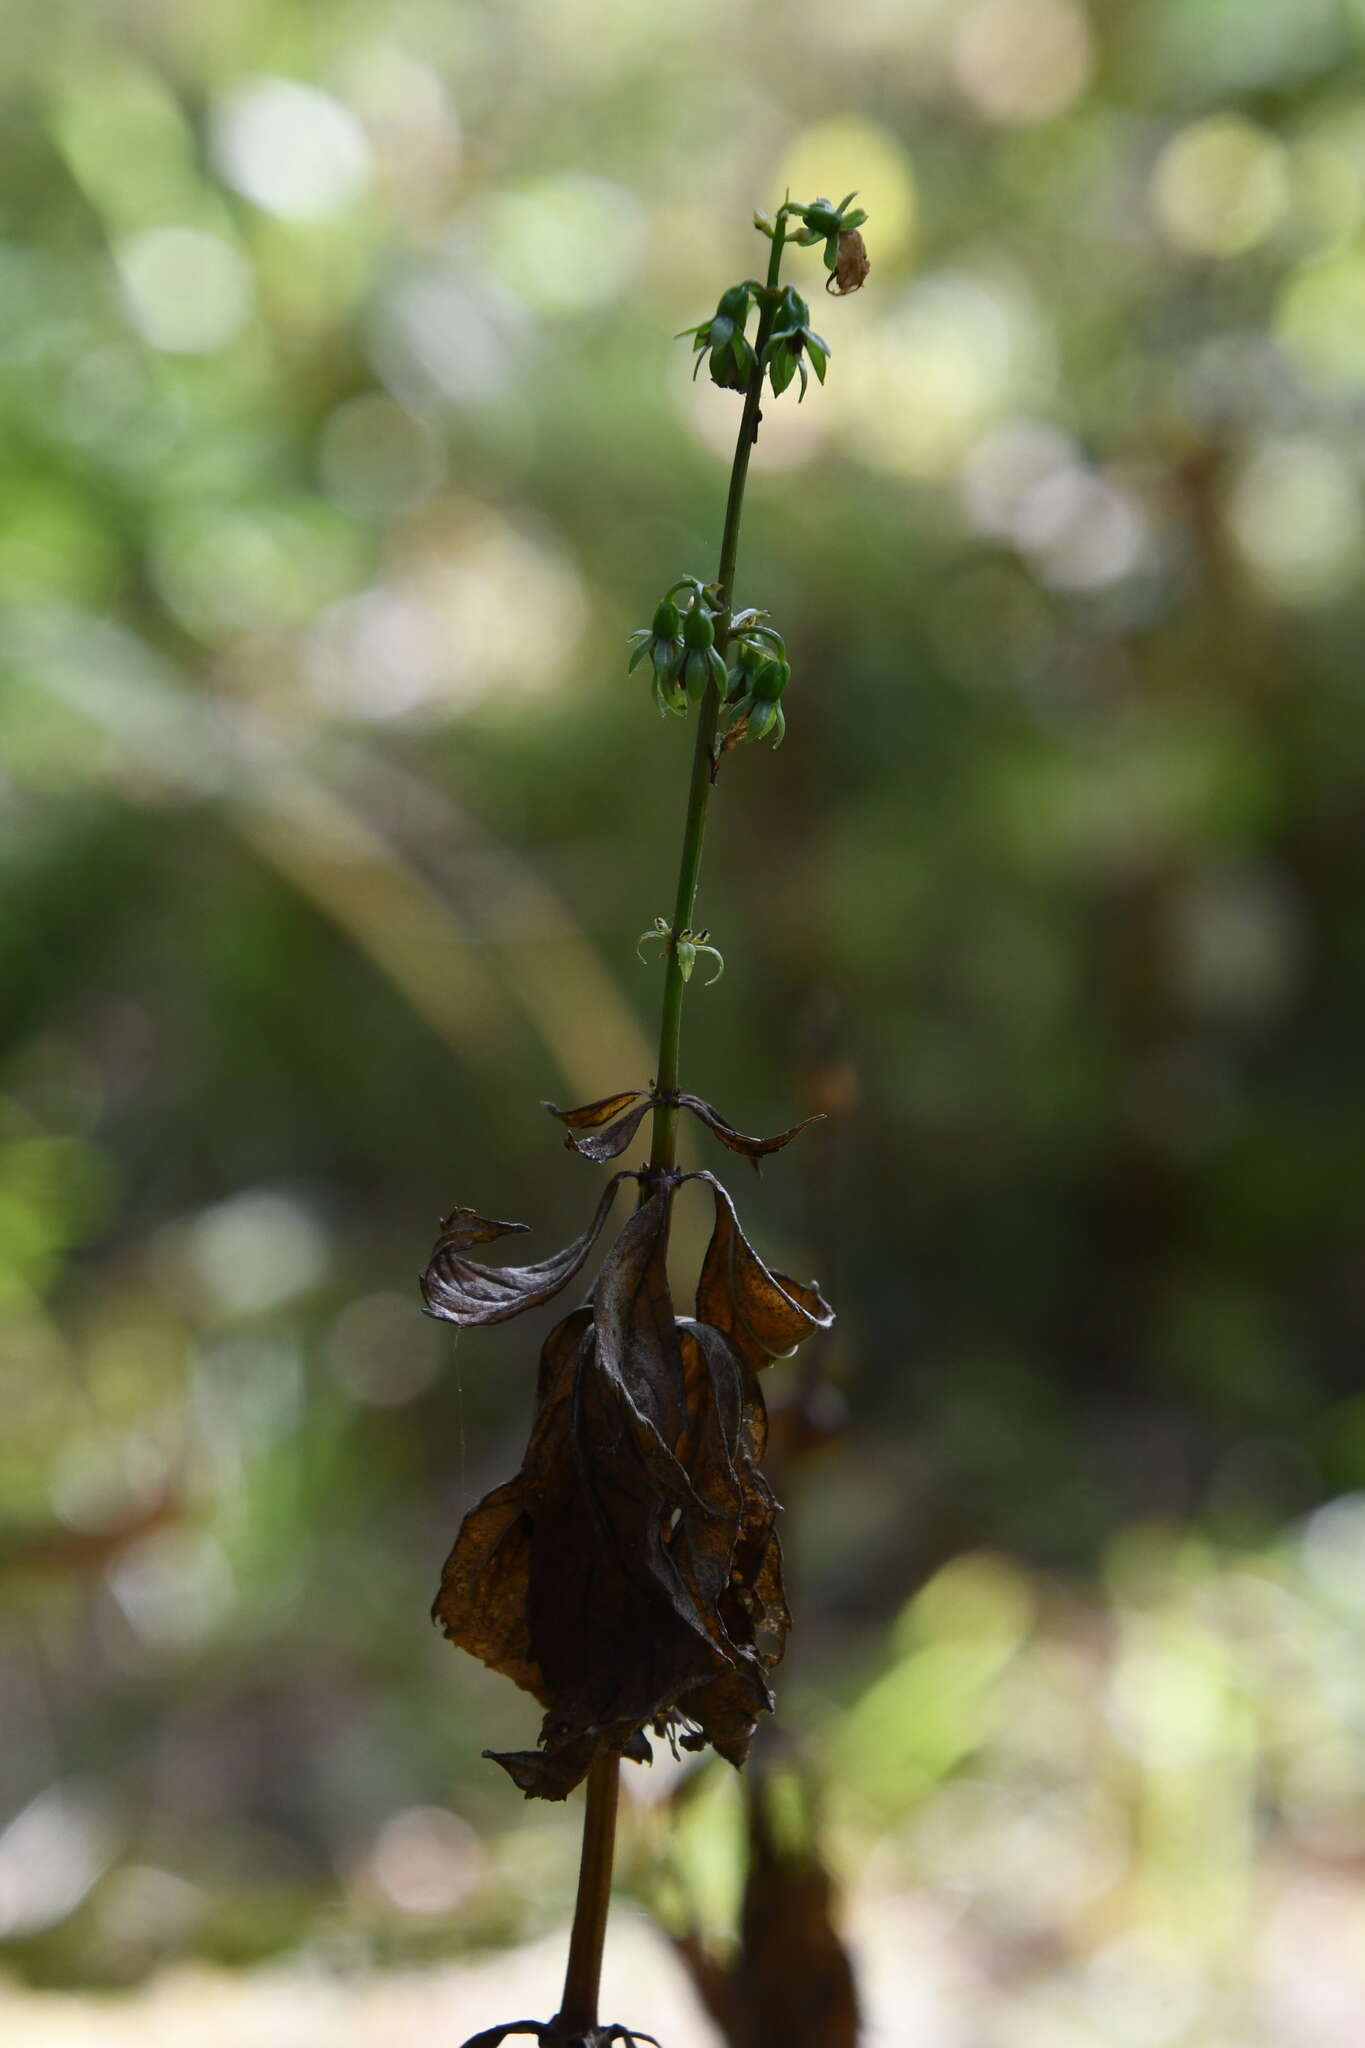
[[716, 283, 752, 326], [683, 605, 716, 650], [629, 591, 688, 704], [800, 199, 843, 239], [679, 283, 759, 393], [752, 657, 790, 704]]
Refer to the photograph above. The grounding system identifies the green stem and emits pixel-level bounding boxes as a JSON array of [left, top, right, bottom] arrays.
[[552, 217, 792, 2040], [556, 1750, 620, 2032], [648, 214, 789, 1175]]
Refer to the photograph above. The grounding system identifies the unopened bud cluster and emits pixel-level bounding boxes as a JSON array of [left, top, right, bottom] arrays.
[[719, 611, 790, 751], [629, 590, 792, 751], [628, 576, 727, 718]]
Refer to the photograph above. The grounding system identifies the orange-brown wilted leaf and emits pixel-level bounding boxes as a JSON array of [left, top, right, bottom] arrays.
[[694, 1173, 834, 1366], [678, 1093, 825, 1170], [421, 1173, 633, 1326], [544, 1090, 648, 1130]]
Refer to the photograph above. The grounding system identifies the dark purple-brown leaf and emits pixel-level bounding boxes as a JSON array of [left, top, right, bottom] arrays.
[[422, 1174, 632, 1326], [433, 1207, 531, 1250], [431, 1178, 801, 1799], [545, 1091, 655, 1163], [678, 1094, 824, 1169]]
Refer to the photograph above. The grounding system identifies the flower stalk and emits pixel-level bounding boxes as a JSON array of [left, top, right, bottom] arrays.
[[648, 216, 788, 1183], [422, 191, 866, 2048]]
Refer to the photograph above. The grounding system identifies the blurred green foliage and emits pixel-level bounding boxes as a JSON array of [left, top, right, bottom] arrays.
[[3, 0, 1365, 2026]]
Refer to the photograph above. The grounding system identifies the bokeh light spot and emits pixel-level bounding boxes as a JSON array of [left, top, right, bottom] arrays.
[[1225, 436, 1363, 603], [1276, 250, 1365, 386], [839, 271, 1054, 478], [115, 227, 252, 354], [481, 175, 645, 315], [318, 393, 443, 517], [211, 77, 373, 222], [185, 1190, 330, 1317], [0, 1786, 115, 1939], [359, 1807, 484, 1916], [952, 0, 1094, 127], [326, 1291, 442, 1407], [1152, 116, 1289, 257]]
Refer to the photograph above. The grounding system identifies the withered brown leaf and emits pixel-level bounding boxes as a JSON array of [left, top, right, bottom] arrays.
[[695, 1173, 834, 1367], [544, 1091, 655, 1163], [421, 1174, 632, 1326], [678, 1094, 825, 1170], [428, 1173, 830, 1799]]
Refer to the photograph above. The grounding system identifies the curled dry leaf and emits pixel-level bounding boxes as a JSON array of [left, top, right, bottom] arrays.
[[427, 1173, 830, 1799], [694, 1173, 834, 1367], [544, 1091, 655, 1163], [679, 1093, 825, 1170], [421, 1174, 632, 1326], [544, 1086, 825, 1171], [544, 1092, 648, 1130]]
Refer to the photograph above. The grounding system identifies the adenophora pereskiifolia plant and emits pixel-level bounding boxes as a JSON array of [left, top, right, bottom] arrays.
[[423, 194, 867, 2048]]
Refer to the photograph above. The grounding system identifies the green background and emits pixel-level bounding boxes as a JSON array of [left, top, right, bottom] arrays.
[[3, 0, 1365, 2036]]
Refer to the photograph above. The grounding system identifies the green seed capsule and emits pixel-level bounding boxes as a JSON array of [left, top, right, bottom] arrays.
[[683, 606, 716, 650], [717, 283, 752, 326], [752, 657, 790, 704]]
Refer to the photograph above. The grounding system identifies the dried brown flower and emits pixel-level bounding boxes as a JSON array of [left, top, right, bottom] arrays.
[[422, 1100, 832, 1801], [827, 228, 870, 296]]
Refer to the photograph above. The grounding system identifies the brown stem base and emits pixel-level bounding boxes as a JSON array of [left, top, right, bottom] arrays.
[[557, 1751, 621, 2031]]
